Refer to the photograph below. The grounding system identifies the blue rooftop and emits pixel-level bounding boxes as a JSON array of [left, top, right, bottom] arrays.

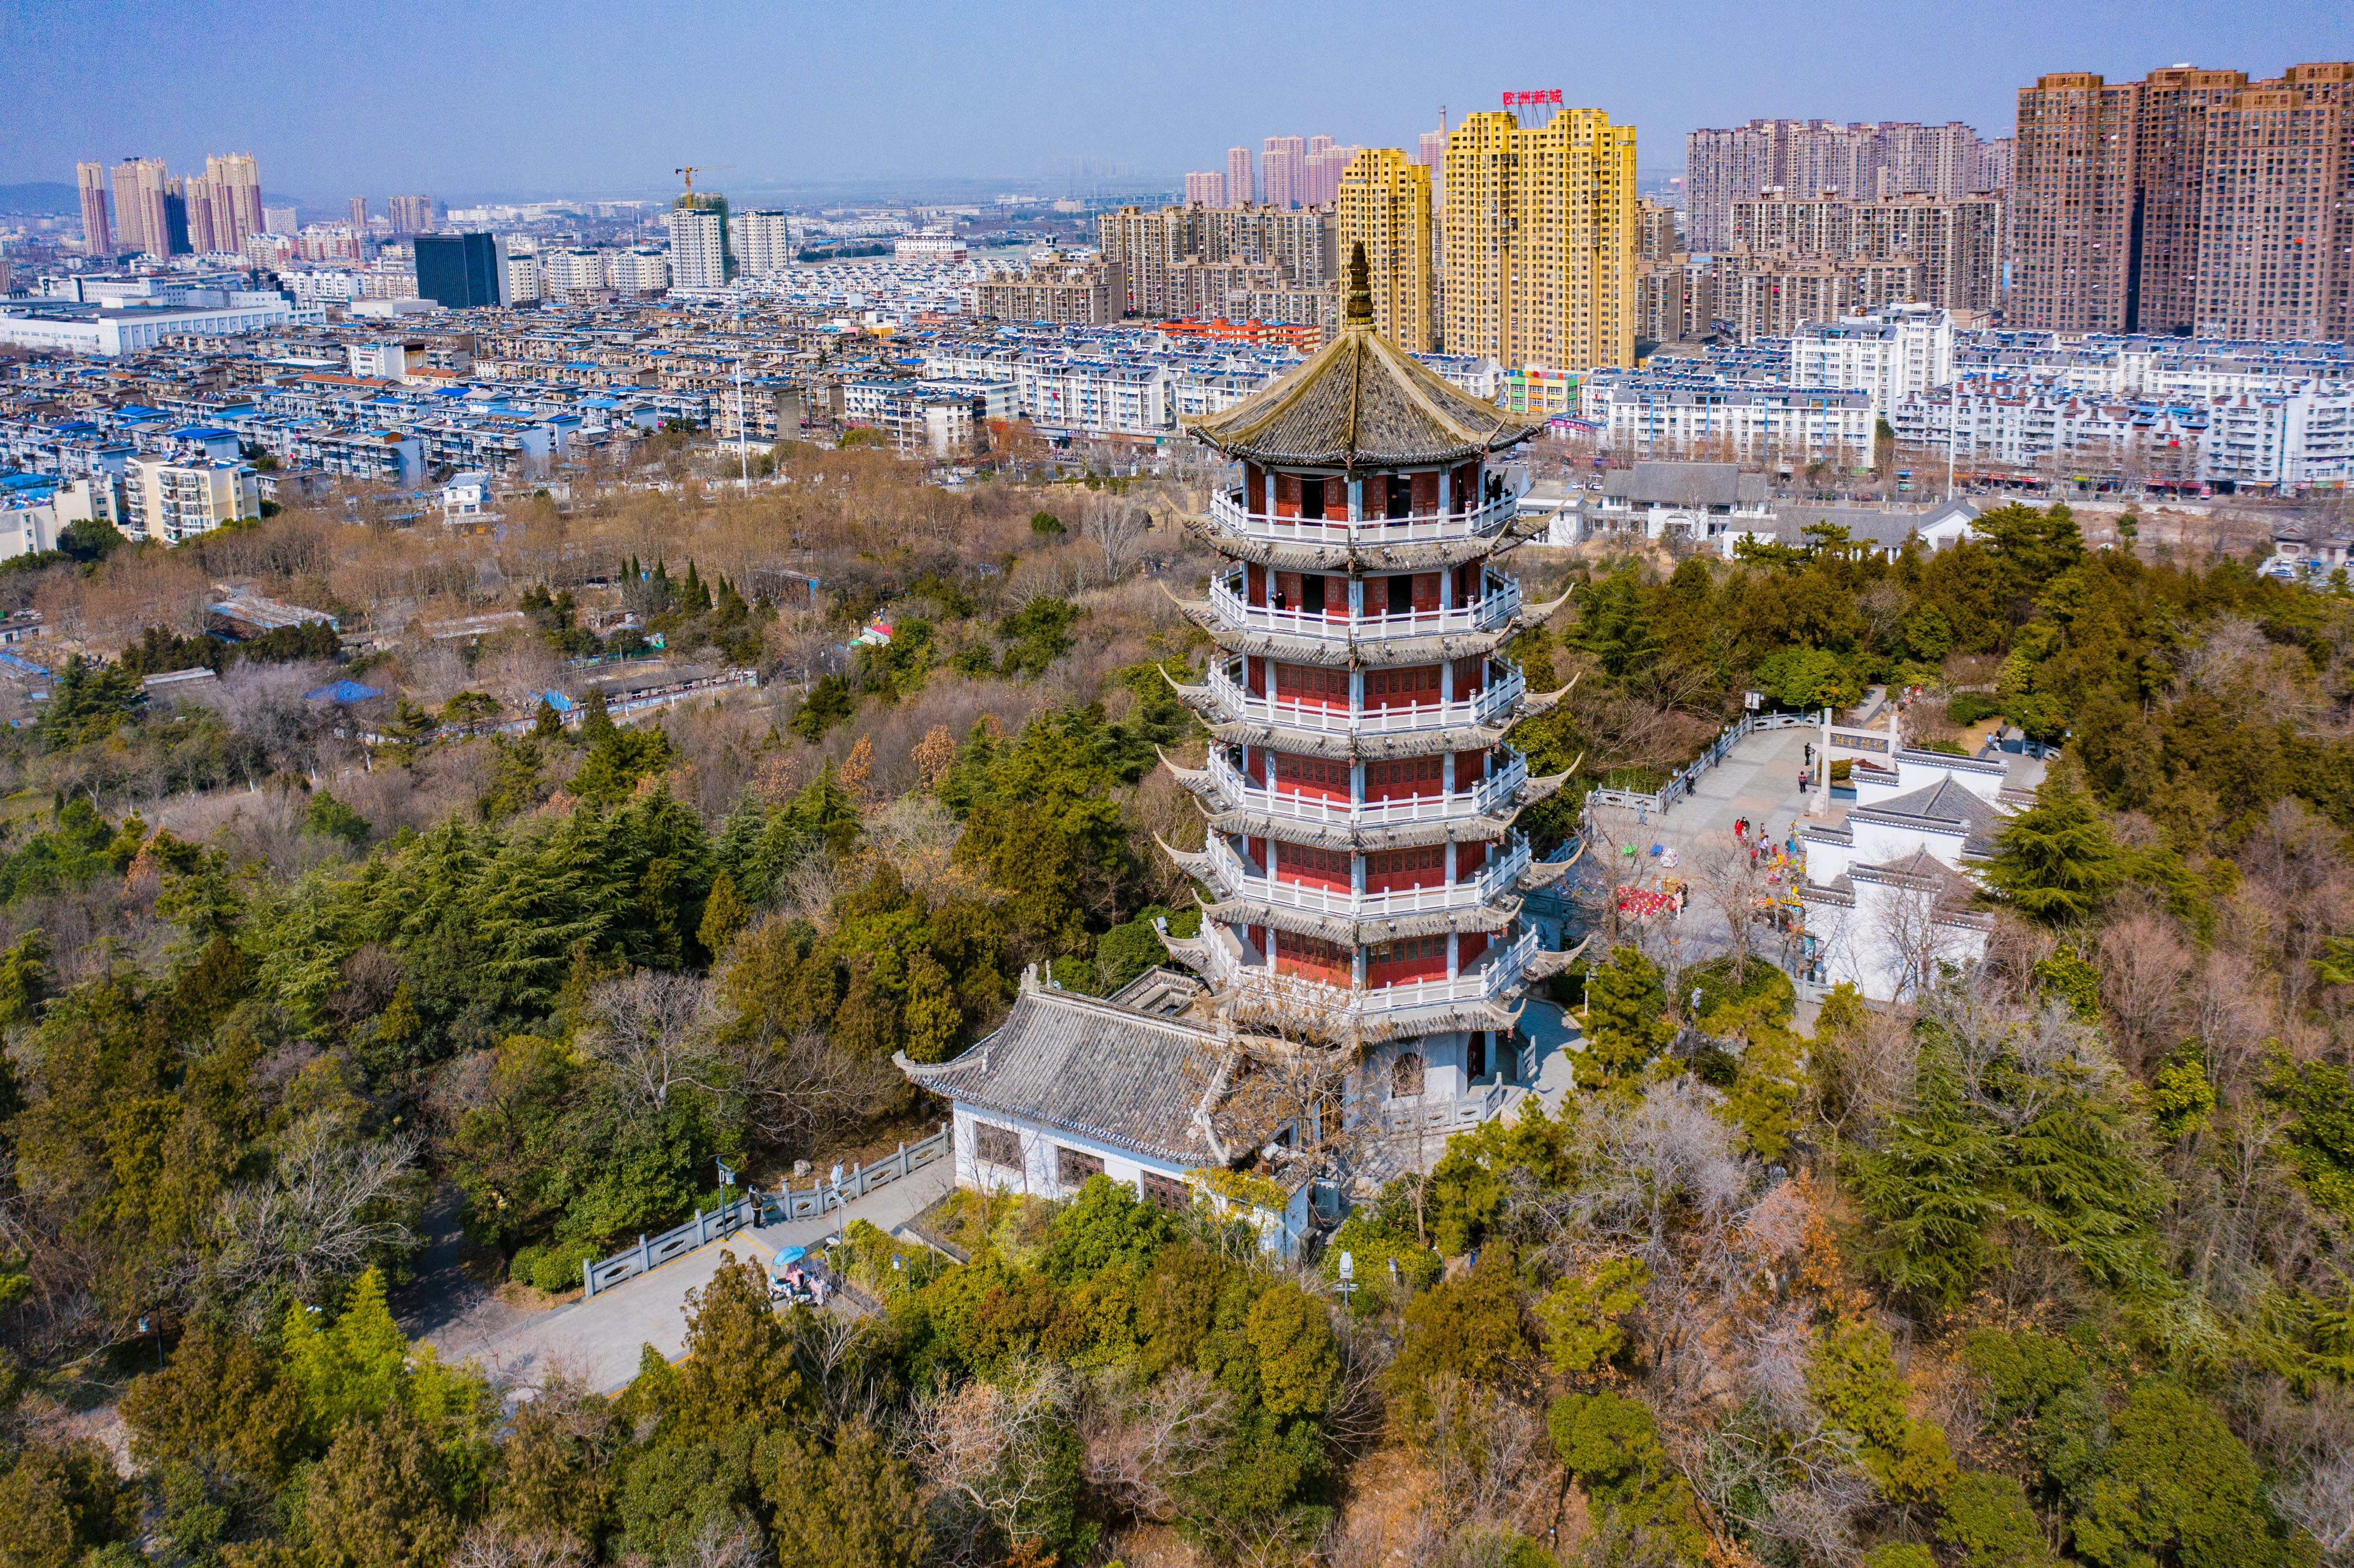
[[305, 680, 384, 703]]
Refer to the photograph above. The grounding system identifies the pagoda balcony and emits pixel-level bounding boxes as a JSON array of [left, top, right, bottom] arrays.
[[1205, 747, 1529, 827], [1202, 830, 1531, 917], [1205, 482, 1524, 548], [1203, 660, 1525, 736], [1177, 918, 1545, 1017], [1207, 573, 1522, 641]]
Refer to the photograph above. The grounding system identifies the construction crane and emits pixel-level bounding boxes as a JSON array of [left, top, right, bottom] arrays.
[[674, 165, 735, 194]]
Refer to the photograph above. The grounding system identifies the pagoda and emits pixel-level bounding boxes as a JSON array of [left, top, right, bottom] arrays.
[[1153, 244, 1583, 1118]]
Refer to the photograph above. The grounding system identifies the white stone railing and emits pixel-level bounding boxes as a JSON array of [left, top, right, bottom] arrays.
[[1202, 660, 1524, 735], [1188, 924, 1541, 1014], [1207, 575, 1520, 640], [1205, 747, 1528, 826], [1204, 484, 1523, 546], [1203, 832, 1530, 917]]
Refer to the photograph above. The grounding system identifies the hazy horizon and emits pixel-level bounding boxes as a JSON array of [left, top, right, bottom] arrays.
[[5, 0, 2350, 203]]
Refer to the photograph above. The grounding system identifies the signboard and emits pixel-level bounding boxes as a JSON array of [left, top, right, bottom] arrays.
[[1503, 90, 1565, 107], [1744, 690, 1762, 711]]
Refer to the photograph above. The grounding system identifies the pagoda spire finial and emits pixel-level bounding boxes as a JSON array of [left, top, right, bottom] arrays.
[[1345, 240, 1373, 328]]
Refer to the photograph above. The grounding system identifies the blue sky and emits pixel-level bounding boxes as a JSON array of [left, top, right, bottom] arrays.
[[4, 0, 2349, 199]]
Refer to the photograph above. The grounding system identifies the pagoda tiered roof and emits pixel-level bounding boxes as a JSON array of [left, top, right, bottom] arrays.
[[1184, 311, 1539, 468], [1165, 586, 1573, 668], [1180, 508, 1553, 571]]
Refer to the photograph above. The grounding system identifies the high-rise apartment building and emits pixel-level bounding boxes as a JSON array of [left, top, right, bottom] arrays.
[[349, 197, 370, 232], [1685, 119, 2004, 252], [204, 153, 263, 252], [739, 210, 794, 275], [668, 193, 733, 288], [1262, 136, 1306, 208], [389, 194, 435, 235], [111, 158, 169, 257], [263, 206, 297, 237], [1635, 197, 1679, 261], [414, 232, 510, 309], [75, 162, 112, 256], [1184, 171, 1229, 207], [1098, 203, 1337, 317], [1729, 191, 2002, 313], [2011, 60, 2353, 339], [1445, 106, 1638, 370], [1336, 149, 1436, 351], [2196, 63, 2352, 339], [1228, 146, 1255, 206]]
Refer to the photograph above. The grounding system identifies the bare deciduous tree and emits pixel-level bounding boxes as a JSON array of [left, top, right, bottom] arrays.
[[450, 1524, 587, 1568], [202, 1117, 420, 1325], [580, 970, 713, 1113], [1081, 496, 1151, 584], [908, 1360, 1073, 1565], [1077, 1365, 1232, 1522]]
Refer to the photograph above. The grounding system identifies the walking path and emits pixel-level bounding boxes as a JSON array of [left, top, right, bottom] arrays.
[[419, 1162, 954, 1393]]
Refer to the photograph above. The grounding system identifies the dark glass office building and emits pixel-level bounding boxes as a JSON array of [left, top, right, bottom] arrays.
[[414, 232, 508, 309]]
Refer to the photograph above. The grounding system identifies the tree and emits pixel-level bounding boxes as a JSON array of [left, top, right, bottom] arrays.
[[121, 1324, 305, 1483], [2071, 1383, 2292, 1568], [1850, 1049, 2001, 1309], [1984, 773, 2119, 922], [696, 871, 750, 957], [0, 1441, 140, 1568], [305, 1406, 463, 1568], [762, 1418, 930, 1568], [1579, 946, 1675, 1091], [671, 1256, 807, 1441], [1939, 1472, 2058, 1567]]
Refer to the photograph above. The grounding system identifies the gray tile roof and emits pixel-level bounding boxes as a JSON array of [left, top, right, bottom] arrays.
[[1185, 325, 1537, 467], [1851, 776, 2005, 855], [898, 982, 1223, 1166], [1601, 461, 1768, 506]]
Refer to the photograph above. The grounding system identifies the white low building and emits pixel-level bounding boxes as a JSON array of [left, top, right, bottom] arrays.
[[1797, 749, 2009, 1002], [895, 967, 1318, 1258]]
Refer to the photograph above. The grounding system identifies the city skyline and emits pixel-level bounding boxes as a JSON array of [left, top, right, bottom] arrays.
[[4, 0, 2347, 197]]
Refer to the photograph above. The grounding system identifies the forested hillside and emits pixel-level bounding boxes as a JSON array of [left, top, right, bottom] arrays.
[[0, 458, 2346, 1568]]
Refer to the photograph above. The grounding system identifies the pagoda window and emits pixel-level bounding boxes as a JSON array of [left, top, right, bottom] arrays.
[[1366, 843, 1446, 890], [1365, 666, 1440, 707], [1246, 464, 1265, 512], [1412, 470, 1439, 513], [1279, 663, 1348, 707], [1274, 472, 1300, 517], [1365, 754, 1442, 799], [1301, 573, 1326, 614], [1453, 656, 1485, 695], [1278, 752, 1350, 799], [1460, 930, 1490, 966], [1382, 473, 1413, 519], [1383, 574, 1413, 615], [1282, 843, 1353, 889], [1280, 932, 1352, 980], [1299, 475, 1327, 519]]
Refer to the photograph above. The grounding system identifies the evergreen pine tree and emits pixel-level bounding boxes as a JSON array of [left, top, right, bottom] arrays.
[[1851, 1048, 2002, 1308], [1577, 946, 1675, 1090], [696, 869, 749, 958], [1986, 772, 2118, 922], [903, 950, 959, 1063]]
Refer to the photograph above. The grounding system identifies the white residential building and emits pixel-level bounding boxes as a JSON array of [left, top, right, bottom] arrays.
[[739, 210, 795, 276], [506, 250, 541, 304], [123, 456, 259, 542], [1791, 303, 1954, 420], [668, 199, 732, 290], [605, 248, 670, 296]]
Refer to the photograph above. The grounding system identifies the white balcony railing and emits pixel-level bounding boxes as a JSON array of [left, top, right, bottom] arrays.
[[1204, 484, 1524, 546], [1202, 831, 1531, 917], [1190, 921, 1541, 1014], [1204, 747, 1528, 826], [1206, 574, 1521, 641], [1202, 660, 1524, 736]]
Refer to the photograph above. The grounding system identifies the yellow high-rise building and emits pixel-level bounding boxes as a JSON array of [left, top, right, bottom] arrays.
[[1444, 106, 1637, 369], [1336, 148, 1436, 351]]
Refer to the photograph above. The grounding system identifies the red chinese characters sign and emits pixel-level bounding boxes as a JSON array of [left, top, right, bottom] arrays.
[[1503, 90, 1564, 108]]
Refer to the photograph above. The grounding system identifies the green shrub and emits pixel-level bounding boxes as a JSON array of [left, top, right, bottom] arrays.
[[1948, 694, 1998, 726]]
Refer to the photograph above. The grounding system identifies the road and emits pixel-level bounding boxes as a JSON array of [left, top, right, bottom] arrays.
[[418, 1161, 954, 1392]]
